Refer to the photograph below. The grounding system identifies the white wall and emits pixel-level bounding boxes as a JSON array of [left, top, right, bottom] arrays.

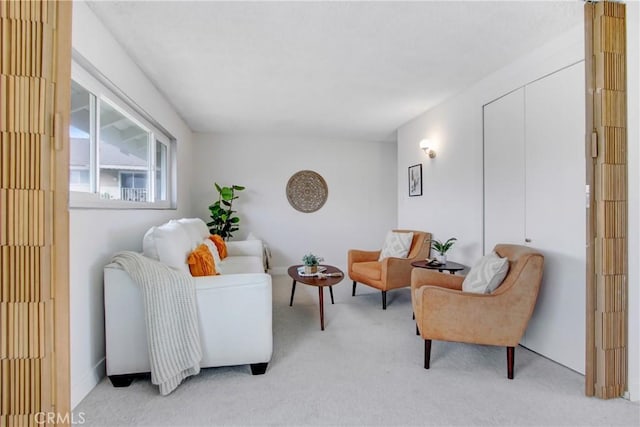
[[626, 0, 639, 402], [397, 26, 585, 266], [397, 13, 639, 401], [70, 2, 194, 408], [190, 134, 397, 274]]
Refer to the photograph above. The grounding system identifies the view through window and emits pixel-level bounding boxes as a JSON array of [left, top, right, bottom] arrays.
[[69, 66, 174, 208]]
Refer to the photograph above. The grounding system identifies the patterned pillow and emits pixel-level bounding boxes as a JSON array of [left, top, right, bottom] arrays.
[[378, 231, 414, 261], [462, 251, 509, 294], [187, 243, 218, 276]]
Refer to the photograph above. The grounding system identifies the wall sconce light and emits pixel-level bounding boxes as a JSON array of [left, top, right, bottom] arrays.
[[420, 139, 436, 158]]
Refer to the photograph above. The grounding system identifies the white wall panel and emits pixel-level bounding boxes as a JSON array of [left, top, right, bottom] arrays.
[[483, 89, 526, 254], [523, 62, 586, 373]]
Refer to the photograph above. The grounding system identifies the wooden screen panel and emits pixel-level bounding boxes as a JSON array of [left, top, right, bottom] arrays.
[[0, 1, 70, 425], [585, 1, 628, 399]]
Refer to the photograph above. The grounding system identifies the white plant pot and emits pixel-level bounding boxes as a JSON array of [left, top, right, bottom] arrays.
[[435, 254, 447, 265]]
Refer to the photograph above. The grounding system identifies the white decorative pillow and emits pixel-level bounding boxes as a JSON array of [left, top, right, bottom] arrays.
[[177, 218, 209, 246], [202, 238, 224, 274], [142, 226, 160, 260], [142, 221, 192, 273], [378, 231, 414, 261], [462, 251, 509, 294]]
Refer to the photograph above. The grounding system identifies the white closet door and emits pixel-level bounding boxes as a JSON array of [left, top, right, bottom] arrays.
[[523, 62, 586, 373], [483, 88, 526, 254]]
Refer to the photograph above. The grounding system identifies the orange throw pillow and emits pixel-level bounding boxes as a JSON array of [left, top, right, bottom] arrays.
[[187, 243, 218, 276], [209, 234, 228, 259]]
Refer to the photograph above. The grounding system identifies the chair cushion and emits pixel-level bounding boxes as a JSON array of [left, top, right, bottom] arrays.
[[379, 231, 414, 260], [143, 221, 192, 273], [218, 256, 265, 274], [462, 251, 509, 294], [352, 261, 382, 282]]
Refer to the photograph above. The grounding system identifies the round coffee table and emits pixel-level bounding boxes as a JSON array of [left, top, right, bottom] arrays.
[[411, 260, 466, 275], [287, 265, 344, 331]]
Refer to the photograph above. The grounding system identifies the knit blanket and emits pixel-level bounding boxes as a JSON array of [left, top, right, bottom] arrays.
[[111, 251, 202, 395]]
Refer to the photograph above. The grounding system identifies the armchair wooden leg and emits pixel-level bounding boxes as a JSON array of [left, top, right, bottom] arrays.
[[416, 323, 419, 336], [352, 281, 356, 296], [382, 291, 387, 310], [424, 339, 432, 369], [507, 346, 514, 379]]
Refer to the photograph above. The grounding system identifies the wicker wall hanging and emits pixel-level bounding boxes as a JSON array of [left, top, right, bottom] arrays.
[[286, 170, 328, 213]]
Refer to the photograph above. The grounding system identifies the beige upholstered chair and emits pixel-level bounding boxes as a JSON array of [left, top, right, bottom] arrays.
[[411, 244, 544, 379], [348, 230, 431, 309]]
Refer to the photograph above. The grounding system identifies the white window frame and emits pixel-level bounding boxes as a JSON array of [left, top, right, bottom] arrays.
[[69, 59, 176, 209]]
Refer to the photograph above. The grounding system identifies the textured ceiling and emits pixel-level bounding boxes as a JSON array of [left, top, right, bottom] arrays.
[[87, 1, 583, 141]]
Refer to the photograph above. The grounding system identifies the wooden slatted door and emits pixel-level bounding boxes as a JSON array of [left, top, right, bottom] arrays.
[[0, 1, 71, 425], [585, 1, 628, 399]]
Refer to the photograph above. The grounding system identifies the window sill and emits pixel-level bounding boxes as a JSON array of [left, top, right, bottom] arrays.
[[69, 192, 174, 210]]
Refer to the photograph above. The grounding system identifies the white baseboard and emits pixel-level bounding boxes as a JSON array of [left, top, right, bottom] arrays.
[[628, 379, 639, 402], [72, 357, 106, 409]]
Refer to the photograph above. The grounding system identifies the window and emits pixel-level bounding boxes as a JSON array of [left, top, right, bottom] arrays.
[[69, 61, 175, 208]]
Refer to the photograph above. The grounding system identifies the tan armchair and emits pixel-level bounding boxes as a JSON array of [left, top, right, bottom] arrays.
[[348, 230, 431, 309], [411, 244, 544, 379]]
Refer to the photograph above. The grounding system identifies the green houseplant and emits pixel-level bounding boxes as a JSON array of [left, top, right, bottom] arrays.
[[302, 253, 324, 274], [430, 237, 457, 264], [207, 183, 245, 241]]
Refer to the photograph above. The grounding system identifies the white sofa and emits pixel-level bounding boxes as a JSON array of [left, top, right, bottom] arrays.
[[103, 218, 273, 387]]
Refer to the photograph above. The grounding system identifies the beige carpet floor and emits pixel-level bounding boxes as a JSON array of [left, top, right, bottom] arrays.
[[74, 274, 640, 426]]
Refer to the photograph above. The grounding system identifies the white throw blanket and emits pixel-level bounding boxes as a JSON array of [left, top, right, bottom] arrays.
[[111, 251, 202, 395]]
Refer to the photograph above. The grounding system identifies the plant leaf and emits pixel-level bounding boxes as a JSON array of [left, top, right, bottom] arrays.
[[221, 187, 233, 200], [232, 185, 245, 191]]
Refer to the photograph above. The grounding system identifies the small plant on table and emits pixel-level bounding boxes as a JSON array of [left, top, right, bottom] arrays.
[[429, 237, 457, 265], [302, 253, 324, 274]]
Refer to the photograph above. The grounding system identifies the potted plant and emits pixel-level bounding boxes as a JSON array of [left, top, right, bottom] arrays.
[[207, 183, 245, 241], [302, 253, 324, 274], [430, 237, 457, 265]]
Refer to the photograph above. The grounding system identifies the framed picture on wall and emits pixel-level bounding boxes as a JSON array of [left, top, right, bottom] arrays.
[[408, 164, 422, 197]]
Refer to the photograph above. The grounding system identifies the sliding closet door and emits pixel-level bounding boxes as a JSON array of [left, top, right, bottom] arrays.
[[524, 62, 586, 373], [483, 88, 525, 254], [484, 63, 586, 374]]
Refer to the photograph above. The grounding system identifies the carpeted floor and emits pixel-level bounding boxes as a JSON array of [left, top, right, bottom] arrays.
[[75, 274, 639, 426]]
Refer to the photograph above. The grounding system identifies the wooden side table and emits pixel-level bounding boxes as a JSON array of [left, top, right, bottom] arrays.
[[410, 260, 466, 275], [287, 265, 344, 331]]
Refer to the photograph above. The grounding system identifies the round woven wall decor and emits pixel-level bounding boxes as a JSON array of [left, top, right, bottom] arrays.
[[286, 170, 328, 213]]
